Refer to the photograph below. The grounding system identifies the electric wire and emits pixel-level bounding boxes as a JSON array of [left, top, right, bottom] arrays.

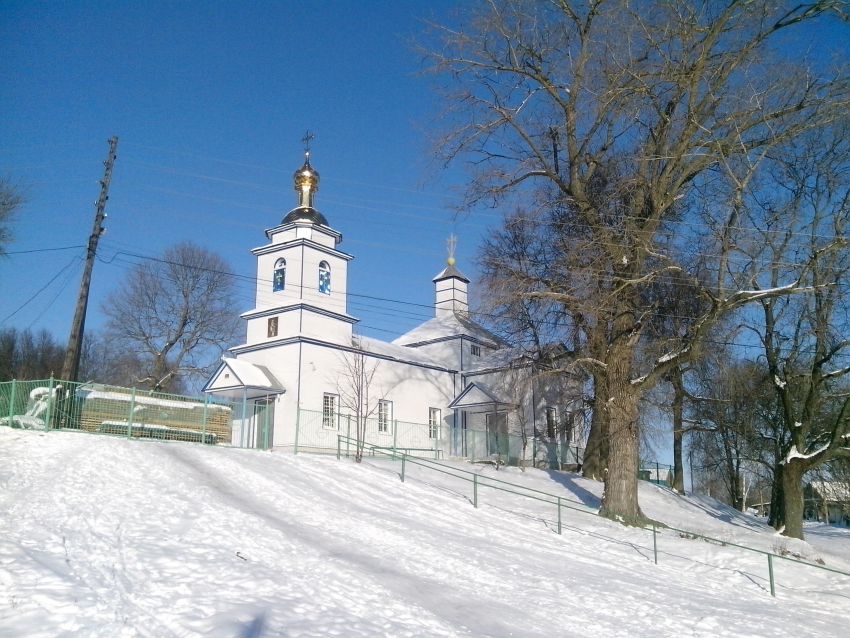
[[26, 257, 84, 329], [90, 244, 849, 358], [1, 253, 84, 324], [3, 245, 86, 255], [116, 147, 847, 244]]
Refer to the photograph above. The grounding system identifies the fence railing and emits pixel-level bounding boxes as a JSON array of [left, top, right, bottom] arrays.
[[0, 377, 236, 445], [296, 408, 586, 469], [338, 435, 850, 598]]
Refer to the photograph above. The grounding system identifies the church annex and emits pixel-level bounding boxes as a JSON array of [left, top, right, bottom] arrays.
[[204, 152, 584, 466]]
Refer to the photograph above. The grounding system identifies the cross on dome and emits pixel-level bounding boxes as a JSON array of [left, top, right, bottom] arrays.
[[281, 135, 328, 226]]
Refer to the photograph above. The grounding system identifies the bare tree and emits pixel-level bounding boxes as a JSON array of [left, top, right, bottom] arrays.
[[0, 177, 25, 256], [102, 242, 239, 392], [745, 126, 850, 539], [337, 340, 381, 463], [426, 0, 849, 525], [688, 357, 773, 510], [78, 333, 155, 389]]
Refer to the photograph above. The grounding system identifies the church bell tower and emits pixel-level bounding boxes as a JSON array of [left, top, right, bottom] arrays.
[[236, 144, 358, 349]]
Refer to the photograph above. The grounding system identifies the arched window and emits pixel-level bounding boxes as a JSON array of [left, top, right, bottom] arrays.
[[273, 258, 286, 292], [318, 261, 331, 294]]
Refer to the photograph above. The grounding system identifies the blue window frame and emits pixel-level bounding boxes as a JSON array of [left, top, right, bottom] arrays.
[[273, 258, 286, 292], [318, 261, 331, 295]]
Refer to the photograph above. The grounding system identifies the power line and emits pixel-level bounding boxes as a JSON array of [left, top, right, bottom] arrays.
[[91, 246, 849, 359], [3, 245, 86, 255], [1, 255, 83, 324]]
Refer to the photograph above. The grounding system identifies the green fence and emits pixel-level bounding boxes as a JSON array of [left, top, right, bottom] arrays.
[[294, 408, 589, 469], [340, 436, 850, 598], [0, 378, 236, 445], [639, 461, 674, 487], [295, 409, 446, 458]]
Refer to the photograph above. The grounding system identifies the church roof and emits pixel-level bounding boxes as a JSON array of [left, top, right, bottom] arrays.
[[204, 357, 284, 395], [432, 263, 470, 283], [282, 206, 329, 226], [392, 312, 505, 348], [356, 335, 448, 367], [447, 382, 515, 410]]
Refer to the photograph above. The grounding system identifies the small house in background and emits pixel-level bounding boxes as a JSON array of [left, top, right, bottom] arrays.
[[805, 481, 850, 526], [204, 151, 586, 465]]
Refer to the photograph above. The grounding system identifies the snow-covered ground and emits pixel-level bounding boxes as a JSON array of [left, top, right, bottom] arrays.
[[1, 428, 849, 637]]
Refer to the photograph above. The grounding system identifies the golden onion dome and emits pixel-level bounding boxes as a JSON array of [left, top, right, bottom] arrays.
[[294, 153, 320, 197]]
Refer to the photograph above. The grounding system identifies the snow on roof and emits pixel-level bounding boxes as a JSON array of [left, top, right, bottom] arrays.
[[810, 481, 850, 502], [77, 389, 230, 411], [355, 335, 449, 368], [392, 312, 505, 348], [215, 358, 284, 391], [463, 347, 530, 373]]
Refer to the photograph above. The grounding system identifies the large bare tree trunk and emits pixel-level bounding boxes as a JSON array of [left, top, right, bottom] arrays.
[[768, 462, 786, 530], [599, 342, 644, 525], [582, 372, 609, 480], [670, 367, 685, 493], [782, 462, 806, 539]]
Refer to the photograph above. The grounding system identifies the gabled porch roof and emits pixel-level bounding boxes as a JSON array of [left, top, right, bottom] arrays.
[[448, 382, 516, 412], [204, 357, 284, 400]]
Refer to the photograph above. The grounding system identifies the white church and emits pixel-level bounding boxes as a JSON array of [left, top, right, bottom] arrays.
[[204, 152, 584, 467]]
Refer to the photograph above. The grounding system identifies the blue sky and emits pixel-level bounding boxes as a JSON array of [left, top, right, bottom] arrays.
[[1, 1, 486, 344]]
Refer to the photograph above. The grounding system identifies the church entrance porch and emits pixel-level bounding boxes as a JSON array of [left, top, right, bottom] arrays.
[[248, 398, 275, 450], [448, 382, 520, 465]]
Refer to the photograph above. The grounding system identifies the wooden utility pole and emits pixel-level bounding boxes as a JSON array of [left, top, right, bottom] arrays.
[[61, 136, 119, 382]]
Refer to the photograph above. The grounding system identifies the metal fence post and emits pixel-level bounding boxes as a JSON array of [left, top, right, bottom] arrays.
[[240, 391, 248, 449], [8, 379, 16, 424], [46, 375, 55, 430], [473, 474, 479, 508], [401, 454, 406, 483], [557, 497, 562, 535], [346, 414, 351, 458], [652, 524, 658, 564], [768, 553, 776, 597], [337, 435, 341, 460], [201, 394, 208, 445], [293, 405, 300, 454], [127, 387, 136, 439], [392, 418, 398, 456], [532, 433, 537, 466]]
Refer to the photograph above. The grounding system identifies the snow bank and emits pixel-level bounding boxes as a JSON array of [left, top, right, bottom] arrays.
[[1, 428, 848, 637]]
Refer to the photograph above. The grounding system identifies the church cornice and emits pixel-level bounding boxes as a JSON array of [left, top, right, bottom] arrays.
[[230, 336, 459, 374], [251, 237, 353, 261], [264, 220, 342, 243], [400, 334, 500, 350], [241, 303, 358, 324]]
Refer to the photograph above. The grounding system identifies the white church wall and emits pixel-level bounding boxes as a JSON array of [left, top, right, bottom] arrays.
[[299, 251, 349, 316], [299, 312, 353, 343], [254, 245, 306, 310], [237, 344, 301, 449], [288, 342, 456, 452]]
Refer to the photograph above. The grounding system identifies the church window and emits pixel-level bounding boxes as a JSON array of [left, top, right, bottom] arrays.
[[378, 400, 392, 434], [318, 261, 331, 294], [323, 393, 338, 429], [546, 407, 558, 439], [429, 407, 441, 439], [267, 316, 278, 338], [273, 259, 286, 292], [471, 344, 481, 357]]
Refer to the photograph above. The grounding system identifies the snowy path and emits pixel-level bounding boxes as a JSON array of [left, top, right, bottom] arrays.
[[1, 428, 849, 637]]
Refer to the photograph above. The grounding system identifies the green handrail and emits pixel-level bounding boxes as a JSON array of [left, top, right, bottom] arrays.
[[336, 434, 850, 598]]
